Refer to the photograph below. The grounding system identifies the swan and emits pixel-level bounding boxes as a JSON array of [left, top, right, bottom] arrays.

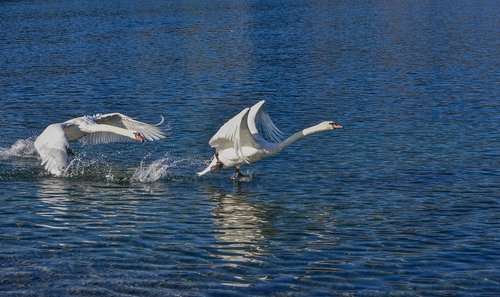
[[34, 113, 165, 176], [197, 100, 343, 178]]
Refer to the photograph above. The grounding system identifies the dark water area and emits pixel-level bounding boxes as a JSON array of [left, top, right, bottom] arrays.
[[0, 1, 498, 296]]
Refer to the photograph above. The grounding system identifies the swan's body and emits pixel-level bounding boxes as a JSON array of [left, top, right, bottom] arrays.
[[197, 100, 342, 177], [34, 113, 165, 176]]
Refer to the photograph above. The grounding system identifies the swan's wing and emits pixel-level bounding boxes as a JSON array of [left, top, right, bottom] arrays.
[[208, 107, 256, 163], [34, 124, 69, 176], [248, 100, 283, 143], [92, 113, 166, 141], [62, 116, 133, 145], [78, 132, 134, 145]]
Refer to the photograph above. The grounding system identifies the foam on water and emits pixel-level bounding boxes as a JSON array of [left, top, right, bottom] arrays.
[[0, 138, 37, 159]]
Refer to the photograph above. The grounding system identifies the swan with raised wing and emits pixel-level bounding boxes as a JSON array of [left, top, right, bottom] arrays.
[[197, 100, 343, 178], [34, 113, 165, 176]]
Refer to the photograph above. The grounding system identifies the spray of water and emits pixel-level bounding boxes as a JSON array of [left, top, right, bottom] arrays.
[[62, 153, 111, 179], [1, 139, 207, 182], [0, 138, 37, 159], [131, 154, 205, 183]]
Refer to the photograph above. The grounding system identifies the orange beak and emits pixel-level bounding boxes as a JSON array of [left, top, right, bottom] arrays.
[[135, 133, 144, 142]]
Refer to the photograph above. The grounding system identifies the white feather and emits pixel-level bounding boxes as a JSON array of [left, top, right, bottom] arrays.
[[209, 107, 257, 163], [91, 113, 165, 141], [198, 100, 341, 176], [34, 124, 69, 176], [34, 113, 166, 176], [248, 100, 284, 143]]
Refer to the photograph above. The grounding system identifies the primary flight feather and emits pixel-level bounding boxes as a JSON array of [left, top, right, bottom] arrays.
[[197, 100, 343, 178], [34, 113, 165, 176]]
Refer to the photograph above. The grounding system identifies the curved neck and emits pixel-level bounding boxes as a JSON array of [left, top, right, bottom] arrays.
[[276, 130, 304, 152], [275, 123, 324, 152]]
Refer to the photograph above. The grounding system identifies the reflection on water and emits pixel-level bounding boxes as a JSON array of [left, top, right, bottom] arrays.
[[35, 178, 159, 232], [0, 0, 498, 295], [37, 178, 73, 218], [205, 186, 272, 264]]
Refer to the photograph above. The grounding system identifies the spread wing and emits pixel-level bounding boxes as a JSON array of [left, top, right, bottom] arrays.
[[77, 132, 134, 145], [247, 100, 283, 143], [34, 124, 69, 176], [76, 113, 165, 145], [59, 117, 131, 145], [93, 113, 165, 141], [208, 107, 257, 163]]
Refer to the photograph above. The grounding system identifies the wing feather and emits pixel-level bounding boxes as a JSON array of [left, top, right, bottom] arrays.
[[78, 132, 132, 145], [208, 107, 256, 163], [248, 100, 283, 143], [92, 113, 166, 141]]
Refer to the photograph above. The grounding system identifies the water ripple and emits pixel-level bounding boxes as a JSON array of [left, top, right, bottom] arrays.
[[1, 0, 498, 295]]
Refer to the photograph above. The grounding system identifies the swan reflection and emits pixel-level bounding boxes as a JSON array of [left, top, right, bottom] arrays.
[[206, 186, 273, 264], [37, 178, 74, 215], [36, 178, 157, 222]]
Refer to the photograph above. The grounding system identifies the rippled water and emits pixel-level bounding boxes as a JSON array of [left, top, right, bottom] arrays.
[[1, 1, 499, 296]]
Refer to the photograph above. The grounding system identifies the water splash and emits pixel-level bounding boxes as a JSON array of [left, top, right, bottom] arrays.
[[231, 170, 254, 182], [131, 154, 204, 183], [0, 138, 40, 180], [62, 153, 112, 179], [0, 139, 204, 183], [0, 138, 37, 159]]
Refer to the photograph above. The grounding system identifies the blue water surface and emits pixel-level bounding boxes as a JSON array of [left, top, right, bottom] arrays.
[[0, 1, 499, 296]]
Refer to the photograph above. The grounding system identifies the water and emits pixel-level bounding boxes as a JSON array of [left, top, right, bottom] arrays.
[[1, 0, 498, 296]]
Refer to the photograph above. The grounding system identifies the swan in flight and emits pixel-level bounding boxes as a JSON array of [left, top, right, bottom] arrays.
[[34, 113, 165, 176], [197, 100, 343, 178]]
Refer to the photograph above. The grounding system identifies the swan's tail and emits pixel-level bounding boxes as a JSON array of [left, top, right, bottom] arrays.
[[197, 154, 222, 176]]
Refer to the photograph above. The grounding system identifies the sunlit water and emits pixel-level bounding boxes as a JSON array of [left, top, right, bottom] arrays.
[[1, 1, 498, 296]]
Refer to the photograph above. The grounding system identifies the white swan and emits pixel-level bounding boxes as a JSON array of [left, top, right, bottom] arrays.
[[34, 113, 165, 176], [197, 100, 343, 178]]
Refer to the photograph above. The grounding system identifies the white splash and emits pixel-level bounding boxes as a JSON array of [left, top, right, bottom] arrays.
[[132, 157, 169, 182], [0, 138, 37, 159], [131, 155, 204, 183], [231, 170, 254, 182], [64, 156, 104, 178]]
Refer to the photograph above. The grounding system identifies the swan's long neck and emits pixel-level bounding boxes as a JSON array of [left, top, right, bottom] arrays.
[[275, 123, 325, 152]]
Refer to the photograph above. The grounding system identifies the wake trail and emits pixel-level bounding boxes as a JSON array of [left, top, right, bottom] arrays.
[[1, 139, 206, 183]]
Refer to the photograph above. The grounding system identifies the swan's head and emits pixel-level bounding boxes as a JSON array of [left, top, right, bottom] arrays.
[[133, 132, 144, 142], [304, 121, 343, 136], [319, 121, 343, 131]]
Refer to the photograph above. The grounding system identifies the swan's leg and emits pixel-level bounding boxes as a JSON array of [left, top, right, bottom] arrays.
[[232, 166, 245, 180], [211, 153, 223, 172]]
